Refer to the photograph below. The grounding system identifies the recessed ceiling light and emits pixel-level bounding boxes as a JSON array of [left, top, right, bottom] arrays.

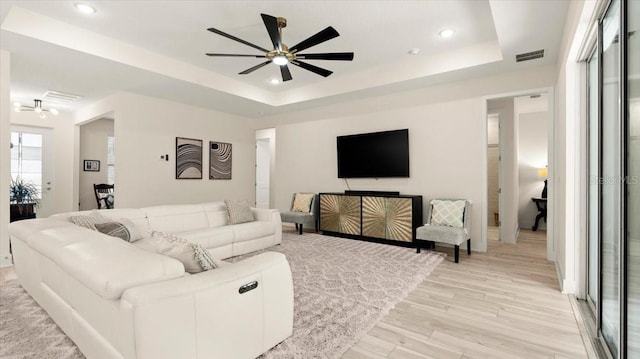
[[408, 48, 420, 55], [270, 78, 280, 85], [438, 28, 455, 38], [74, 2, 96, 14]]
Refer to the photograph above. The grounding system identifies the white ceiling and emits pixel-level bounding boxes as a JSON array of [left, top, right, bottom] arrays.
[[0, 0, 570, 117]]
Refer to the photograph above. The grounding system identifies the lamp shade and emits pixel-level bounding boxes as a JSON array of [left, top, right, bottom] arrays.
[[538, 167, 548, 178]]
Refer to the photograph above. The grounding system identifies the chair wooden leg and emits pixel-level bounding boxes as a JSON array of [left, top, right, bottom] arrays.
[[454, 245, 460, 263], [298, 224, 303, 235], [467, 238, 471, 255]]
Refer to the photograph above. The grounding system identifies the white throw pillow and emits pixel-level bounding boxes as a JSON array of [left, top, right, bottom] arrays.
[[430, 200, 466, 228], [141, 231, 221, 274], [224, 200, 255, 224], [291, 193, 314, 213], [68, 210, 108, 230]]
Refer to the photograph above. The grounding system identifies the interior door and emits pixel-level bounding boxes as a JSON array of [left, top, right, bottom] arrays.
[[10, 126, 54, 218], [255, 139, 270, 208]]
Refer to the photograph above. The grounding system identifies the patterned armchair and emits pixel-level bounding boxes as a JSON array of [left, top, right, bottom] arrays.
[[416, 199, 472, 263], [280, 193, 319, 235]]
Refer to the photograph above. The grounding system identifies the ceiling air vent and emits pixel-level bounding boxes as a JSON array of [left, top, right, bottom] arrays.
[[42, 90, 83, 104], [516, 49, 544, 62]]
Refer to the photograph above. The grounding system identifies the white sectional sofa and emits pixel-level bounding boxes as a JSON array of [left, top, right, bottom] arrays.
[[8, 202, 293, 359]]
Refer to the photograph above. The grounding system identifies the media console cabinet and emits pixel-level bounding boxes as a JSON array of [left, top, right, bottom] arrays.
[[319, 192, 423, 248]]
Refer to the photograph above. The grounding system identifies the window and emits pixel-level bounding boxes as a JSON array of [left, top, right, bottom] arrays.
[[107, 136, 115, 185], [10, 131, 43, 198]]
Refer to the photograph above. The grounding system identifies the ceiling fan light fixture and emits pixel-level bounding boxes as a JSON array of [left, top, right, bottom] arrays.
[[438, 28, 455, 38], [14, 99, 58, 118], [74, 2, 97, 14], [272, 55, 288, 66]]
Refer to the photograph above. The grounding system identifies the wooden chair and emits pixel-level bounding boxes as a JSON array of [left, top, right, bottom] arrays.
[[94, 183, 115, 209]]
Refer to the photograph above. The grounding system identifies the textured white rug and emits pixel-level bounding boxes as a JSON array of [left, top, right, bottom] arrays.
[[0, 232, 443, 359]]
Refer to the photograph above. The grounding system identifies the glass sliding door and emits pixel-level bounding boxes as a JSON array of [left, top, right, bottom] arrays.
[[587, 49, 599, 310], [600, 0, 622, 355], [626, 0, 639, 356], [584, 1, 637, 357]]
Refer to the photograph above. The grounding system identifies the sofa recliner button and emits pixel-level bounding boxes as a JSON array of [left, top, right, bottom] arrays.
[[239, 281, 258, 294]]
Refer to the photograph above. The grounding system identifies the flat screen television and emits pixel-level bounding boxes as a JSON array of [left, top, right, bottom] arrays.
[[337, 129, 409, 178]]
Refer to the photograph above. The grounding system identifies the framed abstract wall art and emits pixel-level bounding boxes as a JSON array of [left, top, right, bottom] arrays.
[[209, 141, 232, 179], [176, 137, 203, 179]]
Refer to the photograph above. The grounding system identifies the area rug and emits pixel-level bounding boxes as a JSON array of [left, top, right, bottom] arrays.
[[0, 232, 443, 359]]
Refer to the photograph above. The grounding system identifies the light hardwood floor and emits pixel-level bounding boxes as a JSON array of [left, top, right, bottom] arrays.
[[0, 229, 589, 358], [344, 228, 589, 359]]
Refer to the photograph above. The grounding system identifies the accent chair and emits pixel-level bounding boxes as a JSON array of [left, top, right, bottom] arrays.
[[416, 199, 472, 263], [280, 193, 319, 235]]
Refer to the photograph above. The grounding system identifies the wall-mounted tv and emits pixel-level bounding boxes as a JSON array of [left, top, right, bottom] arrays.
[[337, 129, 409, 178]]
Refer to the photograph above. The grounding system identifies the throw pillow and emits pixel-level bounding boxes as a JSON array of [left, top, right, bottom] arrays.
[[291, 193, 314, 213], [94, 218, 143, 242], [69, 210, 107, 230], [145, 231, 221, 274], [430, 200, 466, 228], [224, 200, 255, 225]]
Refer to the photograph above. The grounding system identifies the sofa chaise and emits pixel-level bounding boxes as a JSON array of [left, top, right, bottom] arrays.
[[8, 202, 293, 359]]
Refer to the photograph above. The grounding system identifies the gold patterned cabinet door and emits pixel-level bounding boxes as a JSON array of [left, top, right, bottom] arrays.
[[320, 194, 361, 235], [385, 197, 413, 242], [362, 196, 387, 239]]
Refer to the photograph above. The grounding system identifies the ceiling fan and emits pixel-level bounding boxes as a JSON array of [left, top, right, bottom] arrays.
[[205, 14, 354, 82], [14, 99, 58, 119]]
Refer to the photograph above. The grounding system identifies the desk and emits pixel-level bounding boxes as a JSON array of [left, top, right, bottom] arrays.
[[531, 197, 547, 231]]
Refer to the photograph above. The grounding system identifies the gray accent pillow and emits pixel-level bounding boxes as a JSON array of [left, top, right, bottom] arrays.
[[224, 200, 255, 225], [145, 231, 221, 274], [69, 210, 107, 230], [94, 218, 143, 242]]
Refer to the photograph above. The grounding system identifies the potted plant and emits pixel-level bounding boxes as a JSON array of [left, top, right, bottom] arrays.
[[9, 177, 39, 221]]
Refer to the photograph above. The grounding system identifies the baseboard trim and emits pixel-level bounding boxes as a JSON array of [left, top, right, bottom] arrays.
[[555, 260, 565, 292], [0, 254, 14, 268]]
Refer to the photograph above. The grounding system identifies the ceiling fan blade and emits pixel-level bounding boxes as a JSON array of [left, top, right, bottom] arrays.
[[261, 14, 282, 52], [239, 61, 272, 75], [291, 60, 333, 77], [206, 53, 267, 58], [290, 26, 340, 53], [207, 27, 270, 53], [280, 65, 293, 82], [296, 52, 354, 61]]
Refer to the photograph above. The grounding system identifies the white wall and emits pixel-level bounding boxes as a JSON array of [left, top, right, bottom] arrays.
[[76, 93, 255, 208], [553, 0, 598, 293], [0, 50, 11, 267], [10, 111, 76, 216], [517, 111, 548, 229], [260, 65, 557, 253], [79, 118, 113, 210]]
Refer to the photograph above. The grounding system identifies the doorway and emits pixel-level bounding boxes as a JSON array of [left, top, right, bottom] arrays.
[[255, 128, 275, 209], [484, 89, 553, 258], [78, 117, 114, 210], [10, 126, 54, 218], [255, 138, 270, 208]]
